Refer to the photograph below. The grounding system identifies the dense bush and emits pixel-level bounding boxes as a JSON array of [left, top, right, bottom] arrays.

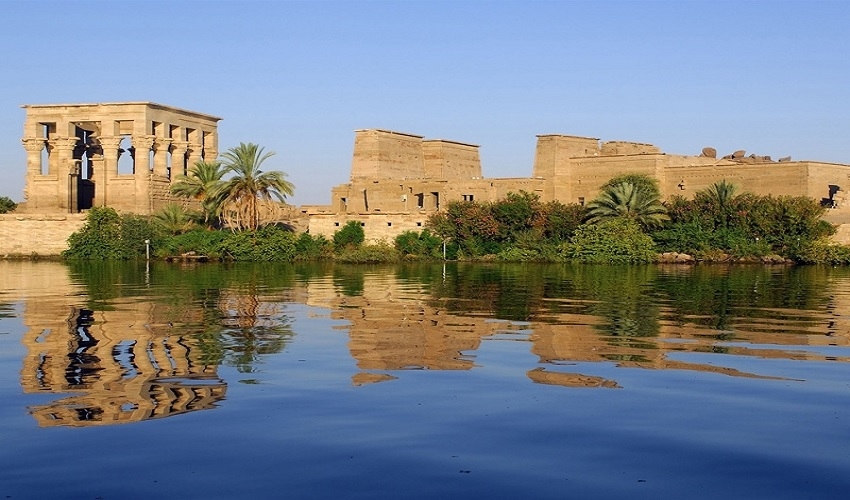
[[64, 207, 160, 260], [395, 229, 443, 259], [335, 242, 400, 263], [295, 232, 333, 260], [427, 191, 585, 258], [333, 221, 365, 251], [565, 218, 656, 264], [795, 239, 850, 265], [659, 184, 835, 260], [219, 224, 298, 261], [154, 229, 229, 259]]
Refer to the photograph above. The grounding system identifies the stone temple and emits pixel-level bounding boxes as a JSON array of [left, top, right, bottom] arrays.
[[20, 102, 220, 214], [15, 102, 850, 243]]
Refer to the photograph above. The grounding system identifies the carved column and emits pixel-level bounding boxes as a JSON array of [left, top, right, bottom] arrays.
[[153, 138, 172, 178], [49, 137, 81, 212], [132, 136, 156, 214], [170, 141, 189, 179], [21, 138, 47, 207], [22, 138, 46, 176], [96, 136, 121, 207]]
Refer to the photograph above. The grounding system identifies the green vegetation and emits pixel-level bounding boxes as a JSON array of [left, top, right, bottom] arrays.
[[63, 207, 159, 260], [61, 174, 850, 265], [0, 196, 16, 214], [170, 160, 227, 227], [585, 178, 669, 229]]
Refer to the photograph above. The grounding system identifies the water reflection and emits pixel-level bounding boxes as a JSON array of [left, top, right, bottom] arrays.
[[3, 261, 850, 427]]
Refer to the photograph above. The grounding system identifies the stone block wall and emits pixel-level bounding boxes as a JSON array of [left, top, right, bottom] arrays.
[[422, 140, 481, 180], [308, 213, 432, 243], [350, 129, 425, 180], [0, 213, 86, 256]]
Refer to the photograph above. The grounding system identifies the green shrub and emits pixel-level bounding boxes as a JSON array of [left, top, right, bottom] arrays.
[[566, 218, 656, 264], [295, 232, 333, 260], [394, 229, 443, 258], [497, 246, 542, 262], [220, 225, 297, 261], [64, 207, 159, 260], [336, 242, 400, 263], [795, 239, 850, 265], [333, 221, 365, 251], [155, 229, 229, 258]]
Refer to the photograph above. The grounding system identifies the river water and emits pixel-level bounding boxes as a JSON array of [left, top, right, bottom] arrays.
[[0, 261, 848, 499]]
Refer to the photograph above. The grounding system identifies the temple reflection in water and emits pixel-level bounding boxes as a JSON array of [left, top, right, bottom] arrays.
[[6, 261, 850, 427], [20, 300, 225, 427]]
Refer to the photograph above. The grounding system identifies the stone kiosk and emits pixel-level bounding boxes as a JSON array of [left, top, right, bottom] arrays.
[[20, 102, 221, 214]]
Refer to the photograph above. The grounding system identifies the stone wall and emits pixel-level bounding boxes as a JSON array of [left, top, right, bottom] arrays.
[[0, 213, 86, 256], [309, 213, 432, 243]]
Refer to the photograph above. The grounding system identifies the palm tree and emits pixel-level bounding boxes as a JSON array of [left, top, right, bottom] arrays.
[[153, 203, 195, 234], [585, 181, 670, 229], [170, 160, 226, 226], [214, 143, 295, 231], [702, 179, 739, 229]]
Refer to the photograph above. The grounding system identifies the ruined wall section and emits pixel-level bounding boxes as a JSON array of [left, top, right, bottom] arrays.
[[422, 140, 482, 180]]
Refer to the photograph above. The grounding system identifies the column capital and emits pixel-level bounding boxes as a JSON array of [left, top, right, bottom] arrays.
[[98, 135, 122, 150], [49, 136, 80, 151], [154, 137, 173, 152], [170, 140, 189, 152], [132, 135, 156, 151], [21, 137, 46, 153]]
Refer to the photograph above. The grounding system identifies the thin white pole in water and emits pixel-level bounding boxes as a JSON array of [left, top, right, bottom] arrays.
[[145, 239, 150, 261]]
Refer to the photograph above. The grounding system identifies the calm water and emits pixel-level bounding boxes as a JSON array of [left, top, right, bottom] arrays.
[[1, 261, 849, 499]]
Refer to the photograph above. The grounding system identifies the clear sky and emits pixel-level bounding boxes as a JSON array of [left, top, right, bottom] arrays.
[[0, 0, 848, 205]]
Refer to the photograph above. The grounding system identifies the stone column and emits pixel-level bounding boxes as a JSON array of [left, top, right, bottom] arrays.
[[153, 138, 172, 178], [21, 138, 46, 176], [21, 138, 47, 208], [97, 136, 121, 207], [203, 130, 219, 161], [187, 142, 203, 168], [132, 136, 156, 214], [49, 137, 81, 212], [170, 141, 189, 179]]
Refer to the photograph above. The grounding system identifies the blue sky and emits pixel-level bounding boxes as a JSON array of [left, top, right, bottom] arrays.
[[1, 0, 848, 205]]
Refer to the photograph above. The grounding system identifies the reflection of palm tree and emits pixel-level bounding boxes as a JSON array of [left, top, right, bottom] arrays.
[[586, 181, 669, 229], [213, 143, 295, 231], [170, 160, 226, 226]]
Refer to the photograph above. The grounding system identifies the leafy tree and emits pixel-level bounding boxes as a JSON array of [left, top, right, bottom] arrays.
[[585, 181, 669, 229], [395, 229, 443, 258], [170, 160, 227, 226], [0, 196, 17, 213], [538, 200, 585, 242], [214, 143, 295, 231]]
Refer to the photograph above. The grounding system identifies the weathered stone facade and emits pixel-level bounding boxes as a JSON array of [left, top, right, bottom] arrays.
[[20, 102, 221, 214], [308, 130, 850, 242]]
